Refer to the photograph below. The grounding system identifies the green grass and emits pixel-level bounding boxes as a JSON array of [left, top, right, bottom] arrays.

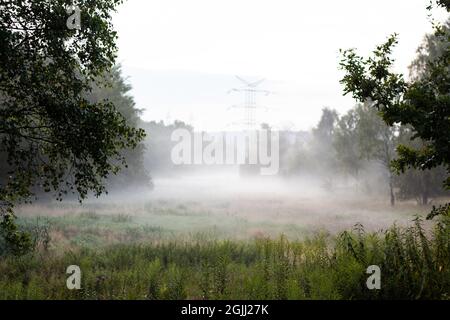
[[13, 206, 315, 251], [0, 215, 448, 300]]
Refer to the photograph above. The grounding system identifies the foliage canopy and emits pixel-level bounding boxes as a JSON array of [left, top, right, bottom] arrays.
[[339, 1, 450, 217], [0, 0, 145, 253]]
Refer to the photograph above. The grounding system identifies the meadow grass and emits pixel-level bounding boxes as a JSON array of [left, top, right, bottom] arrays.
[[0, 214, 448, 300]]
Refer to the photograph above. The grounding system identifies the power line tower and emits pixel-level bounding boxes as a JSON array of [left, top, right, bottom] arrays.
[[228, 76, 270, 130]]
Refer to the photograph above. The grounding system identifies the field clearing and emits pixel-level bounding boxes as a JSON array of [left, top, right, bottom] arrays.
[[2, 177, 448, 300], [14, 177, 444, 250]]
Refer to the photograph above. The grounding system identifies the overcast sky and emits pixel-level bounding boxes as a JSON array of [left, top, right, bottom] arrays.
[[113, 0, 447, 131]]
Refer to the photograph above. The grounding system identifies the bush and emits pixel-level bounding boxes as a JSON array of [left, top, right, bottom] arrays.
[[0, 216, 448, 300]]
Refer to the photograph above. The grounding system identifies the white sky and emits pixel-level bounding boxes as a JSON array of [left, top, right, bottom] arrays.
[[113, 0, 447, 131]]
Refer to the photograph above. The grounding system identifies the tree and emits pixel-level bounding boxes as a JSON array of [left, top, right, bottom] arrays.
[[312, 108, 339, 189], [333, 108, 364, 179], [0, 0, 145, 254], [356, 103, 398, 206], [141, 120, 193, 176], [339, 1, 450, 217], [87, 65, 151, 190], [409, 18, 450, 81], [313, 108, 339, 142], [395, 125, 448, 205], [334, 104, 398, 205]]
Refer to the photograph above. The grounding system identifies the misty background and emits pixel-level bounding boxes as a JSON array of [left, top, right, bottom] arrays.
[[8, 0, 450, 237]]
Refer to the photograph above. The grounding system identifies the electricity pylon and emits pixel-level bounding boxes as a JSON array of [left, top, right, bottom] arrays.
[[228, 76, 270, 130]]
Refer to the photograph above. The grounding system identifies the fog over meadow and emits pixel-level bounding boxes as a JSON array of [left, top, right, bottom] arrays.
[[9, 0, 450, 239]]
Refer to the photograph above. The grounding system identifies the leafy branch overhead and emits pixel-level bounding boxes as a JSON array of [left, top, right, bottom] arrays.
[[0, 0, 145, 253], [339, 4, 450, 202]]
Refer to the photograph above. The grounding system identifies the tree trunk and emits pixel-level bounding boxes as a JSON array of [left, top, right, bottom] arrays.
[[422, 192, 429, 206], [389, 174, 395, 206], [421, 171, 430, 205]]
